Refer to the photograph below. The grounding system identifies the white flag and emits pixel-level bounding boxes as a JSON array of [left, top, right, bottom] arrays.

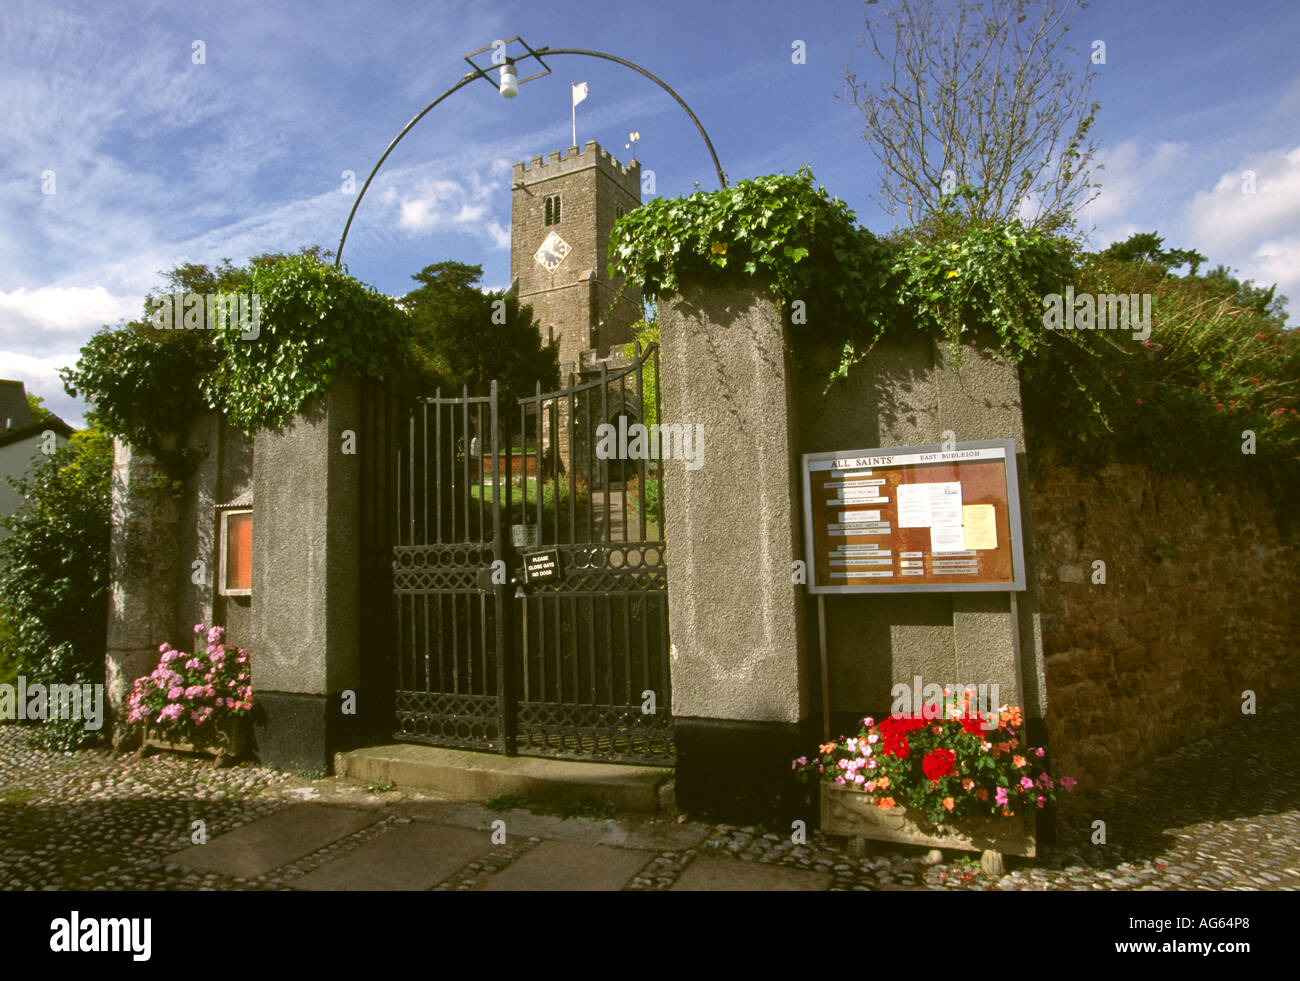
[[572, 82, 588, 107]]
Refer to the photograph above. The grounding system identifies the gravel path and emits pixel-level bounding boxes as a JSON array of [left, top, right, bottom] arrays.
[[2, 694, 1296, 890]]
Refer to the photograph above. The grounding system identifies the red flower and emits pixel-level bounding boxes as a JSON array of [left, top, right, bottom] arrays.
[[880, 714, 928, 758], [959, 715, 987, 738], [922, 748, 956, 782]]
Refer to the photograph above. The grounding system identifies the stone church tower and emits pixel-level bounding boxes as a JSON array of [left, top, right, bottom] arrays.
[[509, 141, 643, 375]]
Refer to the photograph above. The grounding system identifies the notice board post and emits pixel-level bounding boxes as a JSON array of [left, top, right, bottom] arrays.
[[802, 439, 1030, 737]]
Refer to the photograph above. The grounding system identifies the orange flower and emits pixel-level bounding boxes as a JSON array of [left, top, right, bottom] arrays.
[[943, 797, 955, 811], [1013, 755, 1027, 768], [961, 778, 974, 791], [876, 797, 896, 809], [818, 742, 836, 755], [996, 742, 1010, 754], [977, 788, 989, 801], [875, 776, 890, 790]]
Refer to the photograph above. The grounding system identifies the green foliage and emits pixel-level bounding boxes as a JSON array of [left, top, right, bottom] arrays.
[[63, 248, 410, 466], [1021, 245, 1300, 507], [619, 318, 661, 425], [0, 424, 113, 749], [483, 791, 614, 819], [25, 392, 53, 422], [611, 167, 892, 336], [612, 168, 1299, 503], [1097, 231, 1206, 276], [612, 168, 1073, 386], [886, 219, 1076, 362], [625, 474, 661, 518], [204, 253, 411, 433], [61, 325, 216, 472], [403, 261, 558, 410]]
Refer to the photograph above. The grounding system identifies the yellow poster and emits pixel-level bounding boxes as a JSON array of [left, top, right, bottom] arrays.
[[962, 504, 997, 550]]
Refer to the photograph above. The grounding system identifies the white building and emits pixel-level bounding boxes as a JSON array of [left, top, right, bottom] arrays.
[[0, 380, 74, 547]]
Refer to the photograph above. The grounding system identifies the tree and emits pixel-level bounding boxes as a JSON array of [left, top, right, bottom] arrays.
[[844, 0, 1101, 232], [25, 392, 53, 422], [402, 261, 559, 410], [1097, 232, 1206, 276], [0, 423, 113, 748], [61, 246, 336, 472]]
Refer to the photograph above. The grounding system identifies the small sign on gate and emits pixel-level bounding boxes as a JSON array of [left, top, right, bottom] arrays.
[[522, 548, 561, 585]]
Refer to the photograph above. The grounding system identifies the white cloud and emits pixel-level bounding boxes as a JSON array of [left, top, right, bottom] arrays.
[[1185, 144, 1300, 306], [1085, 139, 1189, 242], [393, 168, 510, 249], [0, 285, 140, 355], [0, 350, 84, 428]]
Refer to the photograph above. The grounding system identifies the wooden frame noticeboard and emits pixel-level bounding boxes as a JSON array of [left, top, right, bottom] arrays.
[[801, 439, 1026, 593]]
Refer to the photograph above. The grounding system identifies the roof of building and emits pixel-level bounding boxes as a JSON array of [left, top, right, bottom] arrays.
[[0, 381, 76, 449], [0, 416, 76, 450]]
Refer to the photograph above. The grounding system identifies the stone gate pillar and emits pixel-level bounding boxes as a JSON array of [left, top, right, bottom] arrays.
[[659, 279, 812, 819], [105, 439, 179, 748], [250, 378, 363, 772]]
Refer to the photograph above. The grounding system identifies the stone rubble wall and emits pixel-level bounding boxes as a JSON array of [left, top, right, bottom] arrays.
[[1029, 445, 1300, 793]]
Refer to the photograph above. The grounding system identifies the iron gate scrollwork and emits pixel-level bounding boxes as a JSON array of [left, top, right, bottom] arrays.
[[385, 344, 672, 764]]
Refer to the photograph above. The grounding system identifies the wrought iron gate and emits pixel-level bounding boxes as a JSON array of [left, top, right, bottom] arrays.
[[386, 344, 672, 763]]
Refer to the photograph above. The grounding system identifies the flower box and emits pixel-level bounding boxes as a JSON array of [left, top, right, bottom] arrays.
[[821, 780, 1036, 857], [136, 716, 249, 768]]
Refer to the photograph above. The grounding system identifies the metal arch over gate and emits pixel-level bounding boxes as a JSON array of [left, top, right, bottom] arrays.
[[384, 344, 672, 764]]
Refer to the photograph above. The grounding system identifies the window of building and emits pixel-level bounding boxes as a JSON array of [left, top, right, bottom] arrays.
[[218, 508, 253, 596], [615, 203, 625, 221], [544, 194, 561, 226]]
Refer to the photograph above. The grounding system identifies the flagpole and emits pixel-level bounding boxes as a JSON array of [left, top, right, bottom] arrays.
[[572, 99, 576, 147]]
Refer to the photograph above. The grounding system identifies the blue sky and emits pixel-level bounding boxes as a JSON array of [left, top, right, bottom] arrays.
[[3, 0, 1298, 427]]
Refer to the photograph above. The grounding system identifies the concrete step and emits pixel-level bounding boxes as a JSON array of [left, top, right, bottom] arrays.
[[337, 743, 674, 813]]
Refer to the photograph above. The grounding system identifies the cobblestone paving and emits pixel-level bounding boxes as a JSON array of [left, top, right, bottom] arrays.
[[2, 694, 1296, 890]]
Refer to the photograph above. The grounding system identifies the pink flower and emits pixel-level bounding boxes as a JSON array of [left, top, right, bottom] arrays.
[[862, 717, 874, 727], [995, 786, 1009, 806], [193, 624, 204, 634], [167, 687, 183, 700], [1036, 795, 1046, 809], [1060, 776, 1077, 790], [1034, 747, 1045, 757], [185, 658, 201, 670], [834, 776, 846, 786], [1019, 777, 1034, 790]]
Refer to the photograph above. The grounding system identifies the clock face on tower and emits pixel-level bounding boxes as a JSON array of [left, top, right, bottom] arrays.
[[534, 231, 571, 273]]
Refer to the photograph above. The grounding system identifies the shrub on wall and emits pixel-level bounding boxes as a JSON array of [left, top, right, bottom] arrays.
[[61, 250, 412, 470], [612, 171, 1298, 506]]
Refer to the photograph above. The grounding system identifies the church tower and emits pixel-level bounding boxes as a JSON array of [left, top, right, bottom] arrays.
[[510, 142, 643, 375]]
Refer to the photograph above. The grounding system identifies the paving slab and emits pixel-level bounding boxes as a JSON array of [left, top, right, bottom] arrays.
[[290, 822, 491, 891], [670, 855, 834, 891], [165, 804, 380, 879], [340, 744, 670, 812], [476, 840, 655, 891], [386, 799, 709, 850]]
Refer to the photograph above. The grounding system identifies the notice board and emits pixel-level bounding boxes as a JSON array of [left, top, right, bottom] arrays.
[[801, 439, 1026, 593]]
